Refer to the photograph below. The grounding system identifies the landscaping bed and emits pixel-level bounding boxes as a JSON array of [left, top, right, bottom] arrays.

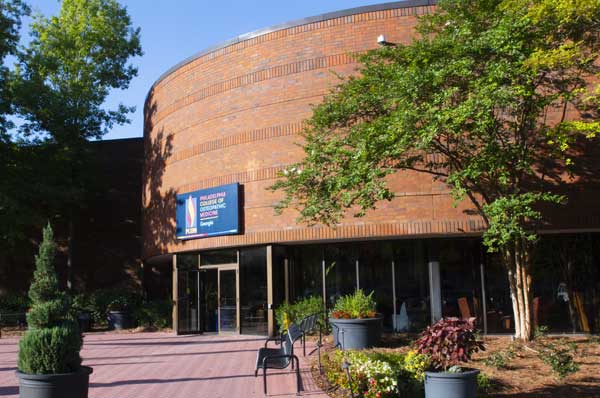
[[311, 334, 600, 398]]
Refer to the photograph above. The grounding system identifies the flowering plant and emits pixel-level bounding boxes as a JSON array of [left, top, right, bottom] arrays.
[[403, 350, 430, 382], [359, 359, 398, 398], [325, 350, 398, 397]]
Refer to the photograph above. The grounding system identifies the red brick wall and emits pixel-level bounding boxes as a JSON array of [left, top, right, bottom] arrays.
[[142, 3, 600, 259]]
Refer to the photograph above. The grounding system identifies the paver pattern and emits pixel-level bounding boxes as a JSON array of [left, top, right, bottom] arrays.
[[0, 332, 327, 397]]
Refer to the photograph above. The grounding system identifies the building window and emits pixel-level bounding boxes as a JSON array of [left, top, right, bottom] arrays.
[[240, 246, 268, 335]]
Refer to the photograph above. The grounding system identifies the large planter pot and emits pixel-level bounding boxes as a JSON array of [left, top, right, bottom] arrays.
[[16, 366, 93, 398], [107, 311, 131, 330], [329, 316, 383, 350], [424, 369, 479, 398], [76, 312, 92, 332]]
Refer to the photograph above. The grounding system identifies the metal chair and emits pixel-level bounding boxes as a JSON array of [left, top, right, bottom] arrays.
[[255, 323, 303, 395]]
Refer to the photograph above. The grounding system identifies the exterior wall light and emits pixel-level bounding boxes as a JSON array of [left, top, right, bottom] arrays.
[[377, 34, 395, 46]]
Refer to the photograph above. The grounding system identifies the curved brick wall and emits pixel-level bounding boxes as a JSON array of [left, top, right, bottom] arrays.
[[142, 1, 600, 259]]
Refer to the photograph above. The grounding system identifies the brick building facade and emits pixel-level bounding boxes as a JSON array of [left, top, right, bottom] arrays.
[[142, 1, 600, 336]]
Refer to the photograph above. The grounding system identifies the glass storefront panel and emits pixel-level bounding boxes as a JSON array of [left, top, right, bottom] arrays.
[[176, 254, 201, 334], [271, 246, 288, 332], [358, 242, 394, 330], [289, 245, 323, 302], [199, 268, 218, 332], [532, 234, 600, 333], [175, 233, 599, 336], [200, 249, 237, 265], [240, 246, 268, 335], [484, 233, 600, 334], [439, 239, 484, 326], [219, 269, 238, 332], [393, 240, 430, 332], [484, 254, 515, 334], [324, 245, 358, 307]]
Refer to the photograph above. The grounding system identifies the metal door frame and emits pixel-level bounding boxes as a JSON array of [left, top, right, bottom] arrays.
[[200, 263, 239, 334]]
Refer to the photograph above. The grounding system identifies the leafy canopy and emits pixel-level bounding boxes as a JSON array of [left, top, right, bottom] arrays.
[[13, 0, 142, 142], [272, 0, 600, 252], [0, 0, 30, 247], [0, 0, 141, 250]]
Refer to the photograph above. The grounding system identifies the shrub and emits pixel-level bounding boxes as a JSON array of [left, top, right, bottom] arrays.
[[330, 289, 376, 319], [477, 372, 492, 393], [534, 325, 550, 339], [275, 296, 323, 332], [87, 289, 143, 325], [17, 224, 82, 374], [538, 340, 579, 379], [483, 345, 515, 370], [133, 299, 172, 329], [415, 317, 485, 371], [107, 296, 130, 312], [18, 323, 82, 374], [0, 292, 30, 313], [0, 293, 30, 327]]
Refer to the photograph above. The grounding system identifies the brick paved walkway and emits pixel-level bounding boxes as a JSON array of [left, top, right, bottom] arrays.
[[0, 332, 328, 397]]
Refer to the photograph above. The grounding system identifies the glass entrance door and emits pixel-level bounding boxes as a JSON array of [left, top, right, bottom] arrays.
[[177, 269, 201, 334], [200, 268, 218, 332], [219, 269, 238, 333]]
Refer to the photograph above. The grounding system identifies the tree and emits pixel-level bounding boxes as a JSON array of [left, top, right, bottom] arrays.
[[11, 0, 142, 288], [18, 223, 82, 374], [0, 0, 30, 248], [272, 0, 600, 340]]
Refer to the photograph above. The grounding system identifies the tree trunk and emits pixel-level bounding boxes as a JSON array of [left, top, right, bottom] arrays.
[[504, 239, 534, 341], [504, 245, 521, 338]]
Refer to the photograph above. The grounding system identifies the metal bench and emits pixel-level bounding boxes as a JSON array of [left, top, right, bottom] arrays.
[[255, 323, 303, 395], [298, 313, 322, 357]]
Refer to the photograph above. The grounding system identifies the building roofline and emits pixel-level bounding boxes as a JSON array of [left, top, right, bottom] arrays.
[[144, 0, 435, 106]]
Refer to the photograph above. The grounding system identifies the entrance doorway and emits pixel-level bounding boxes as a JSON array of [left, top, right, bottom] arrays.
[[177, 269, 202, 334], [218, 268, 238, 333], [177, 264, 239, 334]]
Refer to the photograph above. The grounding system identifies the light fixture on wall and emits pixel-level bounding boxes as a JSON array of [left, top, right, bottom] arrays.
[[377, 34, 394, 46]]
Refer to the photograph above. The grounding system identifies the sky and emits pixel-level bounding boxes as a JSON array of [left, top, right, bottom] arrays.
[[23, 0, 385, 140]]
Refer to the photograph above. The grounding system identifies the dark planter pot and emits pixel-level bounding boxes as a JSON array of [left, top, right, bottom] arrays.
[[329, 316, 383, 350], [107, 311, 131, 330], [424, 369, 479, 398], [16, 366, 93, 398], [76, 312, 92, 332], [398, 389, 424, 398]]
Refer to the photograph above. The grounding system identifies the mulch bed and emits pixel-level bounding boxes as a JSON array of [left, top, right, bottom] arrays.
[[473, 336, 600, 398], [309, 334, 600, 398]]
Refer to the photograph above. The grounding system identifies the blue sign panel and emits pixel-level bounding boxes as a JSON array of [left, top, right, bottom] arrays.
[[176, 183, 240, 240]]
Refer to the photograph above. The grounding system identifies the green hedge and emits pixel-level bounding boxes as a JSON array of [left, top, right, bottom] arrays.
[[71, 290, 171, 330], [275, 296, 324, 332], [0, 293, 30, 314]]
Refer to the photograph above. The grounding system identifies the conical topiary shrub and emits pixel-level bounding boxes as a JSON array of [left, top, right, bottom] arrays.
[[18, 223, 83, 374]]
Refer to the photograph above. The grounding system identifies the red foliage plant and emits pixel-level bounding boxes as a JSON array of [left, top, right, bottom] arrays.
[[415, 317, 485, 371]]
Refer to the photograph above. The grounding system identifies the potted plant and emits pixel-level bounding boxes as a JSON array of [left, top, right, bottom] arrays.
[[107, 296, 131, 330], [415, 317, 484, 398], [328, 289, 382, 349], [16, 224, 92, 398]]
